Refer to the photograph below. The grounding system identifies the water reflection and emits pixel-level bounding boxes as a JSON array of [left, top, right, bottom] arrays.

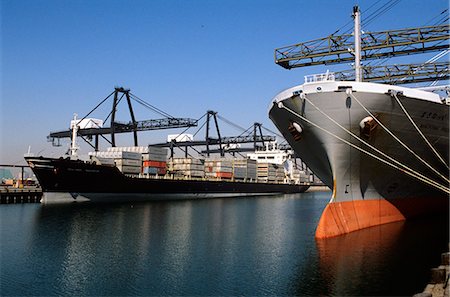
[[1, 192, 447, 296], [24, 195, 328, 296], [316, 221, 405, 296]]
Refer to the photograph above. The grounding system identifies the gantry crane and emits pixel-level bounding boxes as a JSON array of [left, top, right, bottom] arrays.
[[47, 87, 198, 150], [274, 9, 450, 84], [151, 110, 277, 158], [47, 89, 280, 157]]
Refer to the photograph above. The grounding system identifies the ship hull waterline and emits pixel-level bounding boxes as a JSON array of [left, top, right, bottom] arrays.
[[25, 157, 310, 203], [269, 80, 449, 238]]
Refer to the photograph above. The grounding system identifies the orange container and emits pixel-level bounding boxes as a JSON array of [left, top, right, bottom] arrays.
[[216, 172, 233, 178], [143, 160, 166, 168]]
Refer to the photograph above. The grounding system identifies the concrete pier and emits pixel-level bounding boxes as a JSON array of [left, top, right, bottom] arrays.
[[306, 185, 331, 192], [414, 250, 450, 297]]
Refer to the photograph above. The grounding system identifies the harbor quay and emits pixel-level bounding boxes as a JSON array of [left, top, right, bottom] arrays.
[[414, 249, 450, 297], [0, 186, 42, 204]]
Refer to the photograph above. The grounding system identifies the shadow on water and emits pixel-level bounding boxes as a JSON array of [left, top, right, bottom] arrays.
[[292, 213, 449, 296]]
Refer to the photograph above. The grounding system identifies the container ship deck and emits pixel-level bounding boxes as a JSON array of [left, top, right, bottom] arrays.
[[26, 144, 310, 203]]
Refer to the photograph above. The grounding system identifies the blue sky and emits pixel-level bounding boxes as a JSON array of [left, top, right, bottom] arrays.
[[1, 0, 448, 164]]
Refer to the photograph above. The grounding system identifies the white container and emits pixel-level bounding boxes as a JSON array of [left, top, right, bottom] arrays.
[[115, 159, 141, 167], [148, 146, 168, 155], [89, 151, 141, 160], [170, 158, 204, 165], [116, 165, 141, 174], [90, 156, 115, 166], [106, 146, 149, 153], [147, 152, 168, 162], [171, 164, 204, 171]]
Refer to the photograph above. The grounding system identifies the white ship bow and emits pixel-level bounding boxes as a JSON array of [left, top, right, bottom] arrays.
[[269, 75, 449, 237]]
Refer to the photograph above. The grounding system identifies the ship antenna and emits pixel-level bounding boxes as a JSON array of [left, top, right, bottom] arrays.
[[70, 113, 79, 157], [353, 5, 362, 82]]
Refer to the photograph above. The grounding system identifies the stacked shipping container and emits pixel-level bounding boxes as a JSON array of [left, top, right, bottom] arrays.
[[87, 146, 306, 184], [168, 158, 205, 178], [143, 147, 168, 175], [231, 158, 257, 181], [89, 151, 142, 176], [204, 159, 233, 179], [292, 169, 310, 184], [275, 166, 285, 183], [257, 163, 277, 183]]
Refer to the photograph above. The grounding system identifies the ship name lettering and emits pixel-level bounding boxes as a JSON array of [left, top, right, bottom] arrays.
[[421, 112, 447, 121]]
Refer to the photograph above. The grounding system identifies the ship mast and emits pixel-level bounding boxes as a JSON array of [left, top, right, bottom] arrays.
[[70, 113, 79, 157], [353, 5, 362, 82]]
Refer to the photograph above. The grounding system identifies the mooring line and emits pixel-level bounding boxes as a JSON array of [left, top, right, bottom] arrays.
[[277, 101, 450, 194]]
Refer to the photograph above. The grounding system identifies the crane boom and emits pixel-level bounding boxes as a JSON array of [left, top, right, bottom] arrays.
[[334, 61, 450, 84], [275, 24, 449, 69], [48, 118, 198, 139]]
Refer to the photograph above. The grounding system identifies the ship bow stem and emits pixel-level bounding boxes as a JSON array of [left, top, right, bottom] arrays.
[[315, 199, 406, 239]]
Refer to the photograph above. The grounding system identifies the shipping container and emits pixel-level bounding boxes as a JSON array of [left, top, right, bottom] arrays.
[[115, 159, 141, 167], [205, 172, 233, 179], [90, 156, 115, 166], [170, 158, 204, 165], [89, 151, 142, 160], [116, 165, 141, 174], [204, 166, 232, 173], [143, 167, 167, 175], [148, 146, 168, 155], [169, 164, 204, 171], [145, 152, 168, 162], [107, 146, 149, 154], [143, 160, 167, 168], [172, 169, 205, 178]]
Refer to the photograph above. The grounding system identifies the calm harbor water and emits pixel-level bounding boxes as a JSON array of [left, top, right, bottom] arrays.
[[1, 191, 448, 296]]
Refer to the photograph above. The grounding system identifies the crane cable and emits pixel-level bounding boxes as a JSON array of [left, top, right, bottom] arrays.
[[364, 7, 449, 70], [104, 92, 125, 123], [216, 114, 248, 133], [129, 93, 174, 119], [79, 90, 116, 123], [362, 0, 402, 28]]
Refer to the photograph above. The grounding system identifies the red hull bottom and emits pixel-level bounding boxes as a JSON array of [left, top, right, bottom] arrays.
[[315, 197, 449, 239]]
